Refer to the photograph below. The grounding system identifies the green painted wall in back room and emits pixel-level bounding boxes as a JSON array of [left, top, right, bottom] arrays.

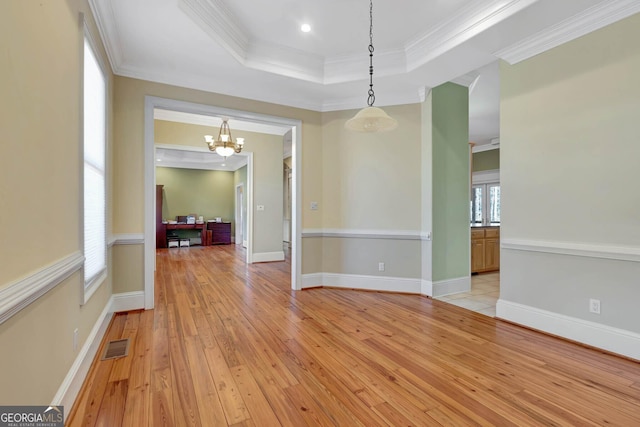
[[431, 83, 470, 282], [156, 167, 235, 223], [472, 149, 500, 172]]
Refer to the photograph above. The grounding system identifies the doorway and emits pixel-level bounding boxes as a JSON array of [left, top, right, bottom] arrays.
[[143, 96, 303, 309]]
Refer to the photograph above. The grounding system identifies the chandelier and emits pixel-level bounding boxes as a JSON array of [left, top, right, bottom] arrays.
[[204, 118, 245, 157], [345, 0, 397, 133]]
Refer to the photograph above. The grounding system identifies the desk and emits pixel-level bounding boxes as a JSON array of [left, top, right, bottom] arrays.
[[161, 223, 207, 248]]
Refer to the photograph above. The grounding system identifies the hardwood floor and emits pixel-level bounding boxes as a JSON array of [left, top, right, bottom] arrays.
[[68, 245, 640, 426]]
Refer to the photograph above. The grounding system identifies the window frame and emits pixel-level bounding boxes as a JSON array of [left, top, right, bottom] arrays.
[[82, 23, 108, 304], [471, 170, 500, 227]]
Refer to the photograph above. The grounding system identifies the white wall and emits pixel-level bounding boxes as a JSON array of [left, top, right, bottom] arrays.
[[499, 13, 640, 359]]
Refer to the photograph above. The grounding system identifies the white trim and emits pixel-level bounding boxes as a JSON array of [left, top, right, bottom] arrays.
[[472, 143, 499, 153], [252, 251, 285, 263], [421, 280, 434, 297], [472, 169, 500, 185], [107, 236, 117, 248], [112, 234, 145, 245], [496, 299, 640, 361], [501, 239, 640, 263], [111, 291, 145, 312], [0, 252, 84, 325], [495, 0, 640, 64], [432, 276, 472, 297], [301, 229, 423, 240], [51, 299, 113, 409], [301, 273, 422, 294]]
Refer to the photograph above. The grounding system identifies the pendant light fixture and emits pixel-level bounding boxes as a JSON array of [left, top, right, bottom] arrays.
[[345, 0, 398, 132], [204, 118, 245, 157]]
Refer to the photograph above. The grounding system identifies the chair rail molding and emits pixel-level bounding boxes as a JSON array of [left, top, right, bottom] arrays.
[[0, 252, 84, 325]]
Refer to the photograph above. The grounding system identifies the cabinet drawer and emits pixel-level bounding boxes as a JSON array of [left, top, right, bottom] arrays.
[[485, 228, 500, 238], [471, 229, 485, 239]]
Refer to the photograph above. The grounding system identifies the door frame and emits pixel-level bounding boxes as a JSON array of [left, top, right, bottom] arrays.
[[144, 96, 303, 309], [235, 183, 246, 247]]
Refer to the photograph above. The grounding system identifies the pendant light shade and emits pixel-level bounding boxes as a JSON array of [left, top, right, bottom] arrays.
[[345, 106, 398, 132], [345, 0, 397, 133]]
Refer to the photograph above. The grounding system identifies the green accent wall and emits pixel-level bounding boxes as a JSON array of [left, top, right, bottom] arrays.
[[473, 149, 500, 172], [156, 167, 235, 224], [431, 83, 470, 281]]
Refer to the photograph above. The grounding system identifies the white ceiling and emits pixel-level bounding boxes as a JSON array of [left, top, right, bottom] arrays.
[[91, 0, 640, 145]]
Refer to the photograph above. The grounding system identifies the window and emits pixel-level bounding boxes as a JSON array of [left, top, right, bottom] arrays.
[[471, 182, 500, 226], [83, 32, 107, 302]]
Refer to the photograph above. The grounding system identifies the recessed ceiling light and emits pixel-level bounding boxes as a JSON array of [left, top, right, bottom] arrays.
[[301, 23, 311, 33]]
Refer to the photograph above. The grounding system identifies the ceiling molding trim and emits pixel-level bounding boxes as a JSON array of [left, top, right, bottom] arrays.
[[88, 0, 124, 72], [404, 0, 540, 71], [245, 41, 325, 84], [473, 143, 500, 153], [495, 0, 640, 64], [179, 0, 250, 64], [112, 63, 326, 111], [451, 72, 480, 88]]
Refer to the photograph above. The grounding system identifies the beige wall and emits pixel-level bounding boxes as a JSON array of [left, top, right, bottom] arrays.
[[0, 0, 114, 404], [321, 105, 423, 230], [113, 76, 323, 234], [500, 13, 640, 334]]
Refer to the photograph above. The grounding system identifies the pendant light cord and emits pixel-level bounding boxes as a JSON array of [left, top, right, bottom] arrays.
[[367, 0, 375, 107]]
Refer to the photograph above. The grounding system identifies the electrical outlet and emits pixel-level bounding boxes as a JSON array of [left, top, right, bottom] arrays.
[[73, 328, 79, 351], [589, 299, 601, 314], [310, 201, 318, 210], [378, 262, 385, 272]]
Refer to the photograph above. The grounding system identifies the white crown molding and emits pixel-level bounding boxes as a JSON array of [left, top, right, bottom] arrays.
[[114, 63, 327, 112], [472, 143, 500, 153], [178, 0, 540, 86], [501, 238, 640, 262], [0, 252, 84, 325], [179, 0, 249, 64], [405, 0, 540, 71], [88, 0, 123, 73], [495, 0, 640, 64]]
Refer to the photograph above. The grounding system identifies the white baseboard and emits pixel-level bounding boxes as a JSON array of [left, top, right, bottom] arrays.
[[111, 291, 145, 312], [432, 276, 471, 297], [51, 298, 113, 409], [497, 299, 640, 361], [421, 280, 433, 297], [252, 251, 285, 263], [301, 273, 422, 294]]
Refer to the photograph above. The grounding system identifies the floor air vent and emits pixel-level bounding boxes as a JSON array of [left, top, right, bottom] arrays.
[[101, 338, 130, 360]]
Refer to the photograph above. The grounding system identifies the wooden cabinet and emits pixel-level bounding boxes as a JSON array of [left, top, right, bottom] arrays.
[[471, 227, 500, 273], [207, 222, 232, 245], [156, 185, 167, 248]]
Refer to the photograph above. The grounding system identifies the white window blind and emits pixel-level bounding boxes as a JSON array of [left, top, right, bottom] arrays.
[[83, 36, 106, 292]]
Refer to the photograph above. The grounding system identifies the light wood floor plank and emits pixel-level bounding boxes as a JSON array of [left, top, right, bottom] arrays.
[[68, 245, 640, 426]]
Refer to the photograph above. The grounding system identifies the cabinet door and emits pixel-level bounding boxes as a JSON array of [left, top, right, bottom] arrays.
[[471, 239, 485, 273], [484, 238, 500, 271]]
